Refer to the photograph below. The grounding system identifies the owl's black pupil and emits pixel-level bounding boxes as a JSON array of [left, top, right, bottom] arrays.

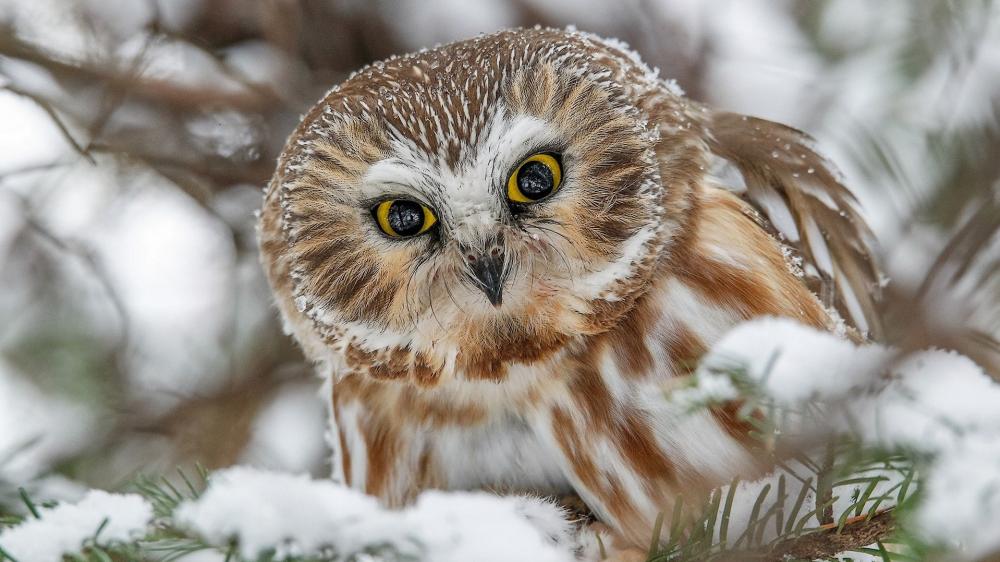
[[387, 200, 424, 235], [517, 161, 554, 199]]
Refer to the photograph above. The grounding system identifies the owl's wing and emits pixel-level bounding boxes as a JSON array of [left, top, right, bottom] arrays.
[[704, 111, 882, 337]]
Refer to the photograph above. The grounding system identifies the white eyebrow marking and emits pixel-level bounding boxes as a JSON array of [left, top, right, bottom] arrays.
[[470, 113, 560, 181], [362, 159, 425, 192], [359, 135, 441, 201]]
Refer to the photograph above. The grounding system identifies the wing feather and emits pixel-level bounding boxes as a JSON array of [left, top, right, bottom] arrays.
[[705, 112, 883, 337]]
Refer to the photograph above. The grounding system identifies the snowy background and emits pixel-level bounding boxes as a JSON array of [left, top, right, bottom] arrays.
[[0, 0, 998, 560]]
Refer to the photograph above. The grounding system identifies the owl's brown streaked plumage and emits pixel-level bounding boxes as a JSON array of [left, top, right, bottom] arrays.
[[258, 28, 880, 550]]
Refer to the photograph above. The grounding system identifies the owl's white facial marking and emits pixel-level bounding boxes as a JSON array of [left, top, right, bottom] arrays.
[[363, 112, 561, 240], [359, 111, 572, 312]]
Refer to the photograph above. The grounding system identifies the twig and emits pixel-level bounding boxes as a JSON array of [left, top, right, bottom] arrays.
[[718, 510, 895, 561], [1, 85, 96, 164]]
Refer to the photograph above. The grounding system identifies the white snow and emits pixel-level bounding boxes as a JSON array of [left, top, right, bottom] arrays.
[[696, 317, 893, 403], [850, 350, 1000, 559], [914, 433, 1000, 558], [687, 317, 1000, 559], [0, 490, 152, 562], [670, 370, 739, 410], [175, 467, 575, 562]]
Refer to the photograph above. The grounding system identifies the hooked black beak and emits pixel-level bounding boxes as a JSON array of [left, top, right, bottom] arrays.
[[466, 251, 505, 307]]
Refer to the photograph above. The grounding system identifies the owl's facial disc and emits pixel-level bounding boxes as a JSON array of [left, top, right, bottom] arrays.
[[265, 28, 678, 383], [356, 114, 569, 311]]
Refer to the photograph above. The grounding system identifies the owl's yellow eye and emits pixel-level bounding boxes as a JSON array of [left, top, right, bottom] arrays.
[[373, 199, 437, 238], [507, 153, 562, 204]]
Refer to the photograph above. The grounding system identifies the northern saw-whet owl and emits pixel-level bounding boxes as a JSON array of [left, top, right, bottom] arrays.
[[259, 28, 879, 550]]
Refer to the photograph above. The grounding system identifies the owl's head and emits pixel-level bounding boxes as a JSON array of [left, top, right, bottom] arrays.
[[260, 28, 704, 384]]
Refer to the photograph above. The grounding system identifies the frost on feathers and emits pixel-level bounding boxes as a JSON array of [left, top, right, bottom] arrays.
[[0, 490, 152, 562], [685, 317, 1000, 560], [175, 467, 576, 562]]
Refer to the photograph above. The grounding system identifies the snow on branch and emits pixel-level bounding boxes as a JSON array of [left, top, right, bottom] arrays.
[[175, 467, 578, 562], [0, 490, 152, 562], [677, 316, 1000, 559]]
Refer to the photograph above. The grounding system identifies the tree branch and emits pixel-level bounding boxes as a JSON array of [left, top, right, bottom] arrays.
[[0, 29, 279, 113], [719, 511, 895, 561]]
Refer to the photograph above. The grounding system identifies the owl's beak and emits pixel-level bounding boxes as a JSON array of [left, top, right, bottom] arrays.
[[465, 251, 505, 307]]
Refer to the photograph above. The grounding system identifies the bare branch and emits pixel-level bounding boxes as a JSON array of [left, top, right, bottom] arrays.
[[0, 29, 279, 113], [1, 85, 95, 164]]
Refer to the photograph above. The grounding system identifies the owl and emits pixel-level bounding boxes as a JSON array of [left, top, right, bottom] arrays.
[[258, 28, 879, 551]]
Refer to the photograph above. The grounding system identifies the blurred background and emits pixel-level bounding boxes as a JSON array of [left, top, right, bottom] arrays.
[[0, 0, 997, 508]]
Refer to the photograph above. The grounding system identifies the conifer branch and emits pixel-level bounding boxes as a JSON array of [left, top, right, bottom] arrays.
[[718, 510, 895, 562]]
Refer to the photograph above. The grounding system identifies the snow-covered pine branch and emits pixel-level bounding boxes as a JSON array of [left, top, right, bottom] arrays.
[[174, 467, 579, 562], [672, 316, 1000, 560], [1, 468, 584, 562], [0, 490, 151, 561]]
